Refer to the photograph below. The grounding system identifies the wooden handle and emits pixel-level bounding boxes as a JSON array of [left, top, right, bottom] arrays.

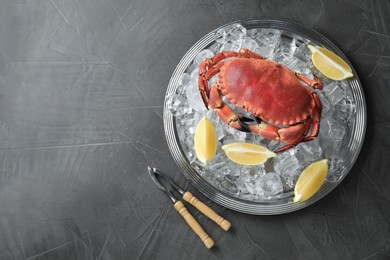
[[173, 201, 215, 249], [183, 191, 232, 231]]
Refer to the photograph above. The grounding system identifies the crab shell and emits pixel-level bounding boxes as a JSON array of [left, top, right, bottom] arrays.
[[218, 58, 315, 126]]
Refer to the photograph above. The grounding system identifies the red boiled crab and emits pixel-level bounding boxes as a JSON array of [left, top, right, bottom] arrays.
[[198, 48, 323, 153]]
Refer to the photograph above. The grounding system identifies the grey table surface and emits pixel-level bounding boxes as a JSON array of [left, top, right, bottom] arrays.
[[0, 0, 389, 259]]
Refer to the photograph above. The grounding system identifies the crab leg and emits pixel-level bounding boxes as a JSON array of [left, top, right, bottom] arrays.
[[199, 51, 239, 77], [246, 119, 312, 153], [246, 122, 280, 141], [295, 72, 323, 90], [238, 48, 266, 59], [208, 84, 242, 129], [199, 60, 228, 108], [302, 92, 322, 142], [204, 48, 265, 71], [204, 61, 227, 81], [274, 119, 313, 153], [199, 51, 239, 108]]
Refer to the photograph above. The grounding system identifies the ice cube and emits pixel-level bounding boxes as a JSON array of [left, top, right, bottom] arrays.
[[326, 157, 346, 183], [246, 132, 265, 143], [179, 73, 191, 86], [177, 127, 186, 144], [208, 160, 227, 173], [220, 150, 240, 169], [200, 169, 219, 187], [184, 115, 196, 128], [193, 49, 214, 66], [186, 82, 206, 111], [184, 130, 194, 148], [235, 166, 267, 197], [187, 126, 196, 135], [215, 126, 226, 142], [295, 139, 323, 163], [320, 138, 342, 158], [324, 81, 346, 106], [273, 35, 297, 66], [186, 93, 204, 112], [193, 111, 203, 124], [274, 150, 299, 174], [334, 97, 356, 123], [183, 108, 197, 125], [165, 93, 174, 111], [206, 112, 225, 142], [187, 148, 196, 163], [220, 120, 247, 142], [236, 168, 256, 193], [273, 151, 300, 189], [230, 128, 247, 141], [251, 28, 281, 58], [209, 75, 218, 86], [215, 23, 246, 52], [294, 43, 312, 63], [317, 91, 333, 118], [219, 42, 234, 52], [190, 67, 200, 81], [320, 118, 346, 142], [288, 59, 310, 74], [219, 178, 239, 195], [251, 28, 281, 44], [242, 37, 261, 53], [187, 49, 215, 73], [167, 94, 187, 116], [207, 41, 223, 54], [268, 140, 283, 152], [260, 172, 283, 196], [225, 171, 240, 182]]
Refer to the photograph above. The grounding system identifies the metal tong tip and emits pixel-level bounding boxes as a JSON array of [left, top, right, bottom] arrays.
[[148, 166, 184, 203]]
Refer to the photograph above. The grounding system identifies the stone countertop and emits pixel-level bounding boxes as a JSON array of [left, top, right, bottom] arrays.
[[0, 0, 389, 259]]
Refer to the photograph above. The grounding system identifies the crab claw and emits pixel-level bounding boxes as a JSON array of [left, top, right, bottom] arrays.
[[237, 117, 261, 132]]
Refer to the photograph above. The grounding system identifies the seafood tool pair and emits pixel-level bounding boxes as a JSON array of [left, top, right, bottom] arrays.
[[147, 166, 231, 249]]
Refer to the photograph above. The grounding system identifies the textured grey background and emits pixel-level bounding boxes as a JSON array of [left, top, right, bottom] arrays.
[[0, 0, 389, 259]]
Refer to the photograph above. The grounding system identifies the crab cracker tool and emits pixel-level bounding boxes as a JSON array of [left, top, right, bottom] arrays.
[[147, 166, 232, 249]]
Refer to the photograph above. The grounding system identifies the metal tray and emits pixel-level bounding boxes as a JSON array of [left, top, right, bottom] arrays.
[[163, 19, 366, 215]]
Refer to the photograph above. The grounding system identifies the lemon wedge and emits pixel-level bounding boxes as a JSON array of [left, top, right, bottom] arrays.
[[221, 142, 276, 165], [294, 159, 329, 203], [308, 45, 353, 81], [194, 116, 218, 165]]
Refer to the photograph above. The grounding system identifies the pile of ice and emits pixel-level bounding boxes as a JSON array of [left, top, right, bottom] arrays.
[[166, 24, 356, 201]]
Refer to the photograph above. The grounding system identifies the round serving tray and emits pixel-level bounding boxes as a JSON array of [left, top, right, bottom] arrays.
[[163, 19, 366, 215]]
